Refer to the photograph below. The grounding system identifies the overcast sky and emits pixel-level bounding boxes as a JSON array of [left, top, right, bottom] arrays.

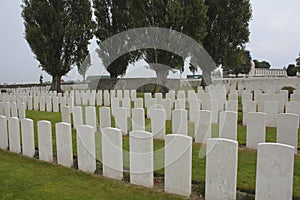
[[0, 0, 299, 84]]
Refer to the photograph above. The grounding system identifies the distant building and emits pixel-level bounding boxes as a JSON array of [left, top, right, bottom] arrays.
[[249, 61, 287, 77]]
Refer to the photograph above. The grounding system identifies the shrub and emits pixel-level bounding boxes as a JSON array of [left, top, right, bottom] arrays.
[[281, 86, 295, 98]]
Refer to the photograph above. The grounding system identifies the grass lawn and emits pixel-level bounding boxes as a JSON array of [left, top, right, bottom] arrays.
[[2, 107, 299, 199], [0, 150, 184, 200]]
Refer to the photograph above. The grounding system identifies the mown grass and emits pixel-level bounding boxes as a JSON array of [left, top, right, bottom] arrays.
[[9, 106, 300, 198], [0, 150, 185, 200]]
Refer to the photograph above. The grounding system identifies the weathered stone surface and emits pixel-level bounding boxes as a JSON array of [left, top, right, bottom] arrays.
[[37, 120, 53, 162], [130, 131, 153, 188], [246, 112, 266, 149], [8, 117, 21, 153], [56, 122, 73, 168], [219, 111, 237, 141], [21, 118, 35, 157], [132, 108, 145, 131], [172, 109, 188, 135], [77, 125, 96, 173], [73, 106, 83, 130], [0, 116, 8, 150], [277, 113, 299, 154], [165, 134, 192, 196], [150, 109, 166, 139], [114, 107, 128, 135], [102, 127, 123, 180], [99, 107, 111, 129], [255, 143, 294, 200], [205, 138, 238, 200], [85, 106, 97, 132], [195, 110, 211, 144]]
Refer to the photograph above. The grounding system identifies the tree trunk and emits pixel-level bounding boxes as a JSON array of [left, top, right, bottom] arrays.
[[50, 74, 62, 93]]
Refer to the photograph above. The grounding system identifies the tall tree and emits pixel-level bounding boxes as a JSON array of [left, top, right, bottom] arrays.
[[78, 53, 92, 83], [93, 0, 139, 78], [203, 0, 252, 67], [253, 60, 271, 69], [93, 0, 209, 90], [22, 0, 94, 92], [286, 64, 297, 76], [223, 49, 252, 77]]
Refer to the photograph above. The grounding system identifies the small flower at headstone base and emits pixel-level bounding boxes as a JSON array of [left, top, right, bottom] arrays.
[[153, 178, 157, 185]]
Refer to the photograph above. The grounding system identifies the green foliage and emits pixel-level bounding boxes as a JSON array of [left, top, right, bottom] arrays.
[[253, 60, 271, 69], [203, 0, 252, 66], [223, 49, 252, 77], [22, 0, 94, 92], [281, 86, 295, 98], [93, 0, 208, 84], [286, 64, 299, 76]]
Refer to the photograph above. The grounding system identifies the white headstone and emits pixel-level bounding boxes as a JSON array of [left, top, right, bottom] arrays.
[[175, 99, 185, 110], [246, 112, 266, 149], [242, 100, 257, 125], [3, 102, 10, 118], [61, 106, 71, 124], [264, 101, 278, 127], [8, 117, 21, 153], [132, 108, 145, 131], [111, 97, 120, 116], [131, 90, 137, 100], [11, 102, 18, 117], [96, 91, 103, 106], [188, 99, 200, 121], [88, 92, 96, 106], [257, 93, 269, 112], [37, 120, 53, 162], [219, 111, 237, 141], [122, 97, 131, 117], [114, 107, 128, 135], [205, 138, 238, 200], [150, 109, 166, 139], [255, 143, 294, 200], [277, 113, 299, 154], [117, 90, 123, 99], [40, 96, 46, 111], [225, 100, 238, 112], [162, 99, 172, 120], [130, 130, 153, 188], [0, 103, 4, 116], [77, 125, 96, 173], [102, 127, 123, 180], [286, 101, 300, 126], [134, 98, 143, 108], [165, 134, 192, 196], [104, 90, 110, 106], [33, 96, 39, 111], [195, 110, 211, 144], [99, 107, 111, 129], [56, 122, 73, 168], [18, 103, 26, 119], [73, 106, 83, 130], [85, 106, 97, 132], [124, 90, 130, 99], [27, 96, 33, 110], [53, 97, 59, 112], [177, 90, 185, 100], [46, 96, 52, 112], [0, 116, 8, 150], [172, 109, 188, 135], [21, 118, 35, 157], [211, 100, 219, 123]]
